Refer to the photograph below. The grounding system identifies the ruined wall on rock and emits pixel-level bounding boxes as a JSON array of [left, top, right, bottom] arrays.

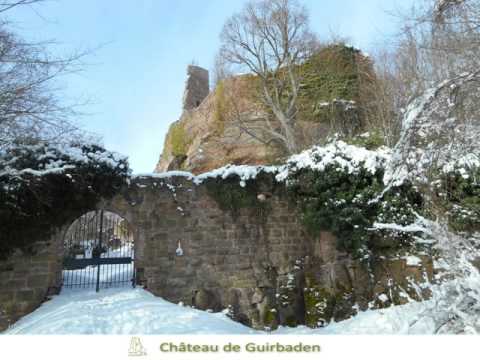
[[182, 65, 210, 111], [155, 45, 377, 174]]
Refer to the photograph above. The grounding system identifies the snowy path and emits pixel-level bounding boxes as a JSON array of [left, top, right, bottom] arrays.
[[3, 287, 437, 335], [4, 288, 256, 335]]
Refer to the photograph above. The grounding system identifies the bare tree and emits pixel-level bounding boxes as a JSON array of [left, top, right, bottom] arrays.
[[219, 0, 317, 154], [387, 0, 480, 165], [361, 50, 402, 147], [0, 1, 92, 149], [364, 0, 480, 150], [390, 0, 480, 102], [211, 51, 231, 89], [0, 0, 45, 13], [389, 70, 480, 187]]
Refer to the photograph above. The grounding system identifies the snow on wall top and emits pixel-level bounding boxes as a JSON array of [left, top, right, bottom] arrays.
[[134, 165, 278, 187], [134, 141, 391, 186], [275, 141, 391, 182]]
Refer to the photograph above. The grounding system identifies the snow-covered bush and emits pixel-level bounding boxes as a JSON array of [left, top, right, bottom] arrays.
[[282, 141, 423, 254], [347, 130, 386, 150], [0, 141, 130, 258], [434, 165, 480, 232], [384, 70, 480, 234], [410, 220, 480, 334]]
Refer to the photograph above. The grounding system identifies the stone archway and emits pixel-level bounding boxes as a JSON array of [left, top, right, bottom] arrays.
[[62, 210, 135, 291]]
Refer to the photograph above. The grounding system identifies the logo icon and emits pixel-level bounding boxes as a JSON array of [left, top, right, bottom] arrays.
[[128, 337, 147, 357]]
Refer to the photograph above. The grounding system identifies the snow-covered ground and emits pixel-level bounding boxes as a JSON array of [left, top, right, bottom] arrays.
[[3, 287, 437, 335], [4, 223, 480, 335], [4, 288, 257, 335]]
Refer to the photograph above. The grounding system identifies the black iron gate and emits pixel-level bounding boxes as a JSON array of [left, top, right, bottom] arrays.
[[62, 210, 135, 292]]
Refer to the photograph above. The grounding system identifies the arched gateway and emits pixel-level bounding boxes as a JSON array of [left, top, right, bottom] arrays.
[[63, 210, 135, 292]]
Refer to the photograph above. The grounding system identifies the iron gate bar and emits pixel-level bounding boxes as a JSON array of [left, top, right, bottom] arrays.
[[62, 209, 135, 291], [95, 209, 103, 292], [63, 257, 133, 269], [81, 214, 86, 288]]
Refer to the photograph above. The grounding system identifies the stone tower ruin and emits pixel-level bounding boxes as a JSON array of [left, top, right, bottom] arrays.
[[182, 65, 209, 111]]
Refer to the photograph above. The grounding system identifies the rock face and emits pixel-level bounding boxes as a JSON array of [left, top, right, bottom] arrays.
[[155, 45, 375, 174], [156, 75, 273, 174], [0, 174, 434, 332]]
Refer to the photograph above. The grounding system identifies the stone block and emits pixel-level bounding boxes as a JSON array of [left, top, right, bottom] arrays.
[[15, 290, 35, 302], [6, 278, 27, 289], [27, 274, 49, 288]]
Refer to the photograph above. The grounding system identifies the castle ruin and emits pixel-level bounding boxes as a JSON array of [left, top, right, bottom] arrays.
[[182, 65, 209, 111]]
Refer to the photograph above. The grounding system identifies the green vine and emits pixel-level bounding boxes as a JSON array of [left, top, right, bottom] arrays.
[[435, 166, 480, 232], [205, 172, 275, 220], [286, 162, 423, 255], [169, 121, 190, 157], [0, 142, 130, 259]]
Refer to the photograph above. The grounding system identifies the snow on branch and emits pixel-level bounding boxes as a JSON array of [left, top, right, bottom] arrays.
[[386, 70, 480, 186]]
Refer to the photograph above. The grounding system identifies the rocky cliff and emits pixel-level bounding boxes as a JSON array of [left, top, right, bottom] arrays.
[[155, 45, 375, 174]]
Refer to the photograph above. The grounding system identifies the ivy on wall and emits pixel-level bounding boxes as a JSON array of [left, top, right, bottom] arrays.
[[297, 44, 374, 129], [285, 163, 423, 255], [0, 142, 130, 259], [256, 44, 374, 142], [204, 172, 277, 221], [202, 144, 424, 256], [299, 46, 360, 104]]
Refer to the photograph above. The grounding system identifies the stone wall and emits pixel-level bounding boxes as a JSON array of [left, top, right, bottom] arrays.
[[0, 230, 63, 331], [0, 174, 434, 332], [103, 175, 434, 330], [112, 176, 313, 329]]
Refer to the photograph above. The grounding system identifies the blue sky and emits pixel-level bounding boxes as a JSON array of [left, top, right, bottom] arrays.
[[8, 0, 414, 173]]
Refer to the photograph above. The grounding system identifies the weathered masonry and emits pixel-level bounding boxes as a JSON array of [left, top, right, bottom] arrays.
[[0, 174, 434, 331]]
